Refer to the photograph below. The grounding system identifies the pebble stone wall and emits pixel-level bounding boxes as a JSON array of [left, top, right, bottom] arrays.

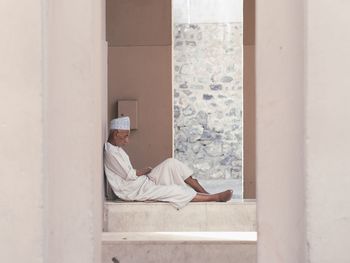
[[173, 22, 243, 180]]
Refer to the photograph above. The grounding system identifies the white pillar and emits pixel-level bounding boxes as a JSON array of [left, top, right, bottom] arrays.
[[0, 1, 45, 262], [306, 1, 350, 262], [45, 0, 106, 262], [256, 1, 305, 262], [0, 0, 106, 262]]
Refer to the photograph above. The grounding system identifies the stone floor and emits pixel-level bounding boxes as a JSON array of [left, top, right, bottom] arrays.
[[102, 232, 257, 263], [198, 179, 243, 199]]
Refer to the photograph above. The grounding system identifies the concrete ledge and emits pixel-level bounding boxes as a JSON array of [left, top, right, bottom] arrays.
[[102, 232, 256, 263], [104, 199, 256, 232], [103, 231, 257, 243]]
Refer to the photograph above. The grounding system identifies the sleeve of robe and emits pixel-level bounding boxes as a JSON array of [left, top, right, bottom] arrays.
[[105, 149, 138, 181]]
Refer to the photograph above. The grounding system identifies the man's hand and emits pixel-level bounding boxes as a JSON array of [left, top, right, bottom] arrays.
[[136, 167, 152, 176]]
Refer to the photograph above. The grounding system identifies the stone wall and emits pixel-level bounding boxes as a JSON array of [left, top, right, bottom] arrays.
[[173, 22, 243, 180]]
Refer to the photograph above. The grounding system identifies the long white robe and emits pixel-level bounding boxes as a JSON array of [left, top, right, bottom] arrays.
[[104, 142, 196, 209]]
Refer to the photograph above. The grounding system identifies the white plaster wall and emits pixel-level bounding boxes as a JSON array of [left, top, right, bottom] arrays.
[[0, 0, 106, 262], [256, 1, 305, 262], [306, 1, 350, 262], [45, 0, 106, 262], [0, 1, 44, 262], [173, 0, 242, 23]]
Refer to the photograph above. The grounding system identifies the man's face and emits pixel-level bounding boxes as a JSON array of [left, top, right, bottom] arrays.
[[114, 130, 130, 147]]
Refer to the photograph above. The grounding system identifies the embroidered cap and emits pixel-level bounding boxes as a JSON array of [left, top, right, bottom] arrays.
[[110, 116, 130, 130]]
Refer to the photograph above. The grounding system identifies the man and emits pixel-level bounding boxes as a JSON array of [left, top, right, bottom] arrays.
[[104, 116, 233, 209]]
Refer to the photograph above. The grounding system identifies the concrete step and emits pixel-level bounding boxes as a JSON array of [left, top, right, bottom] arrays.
[[102, 232, 257, 263], [104, 199, 256, 232]]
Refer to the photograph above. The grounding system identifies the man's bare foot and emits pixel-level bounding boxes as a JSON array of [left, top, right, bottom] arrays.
[[191, 189, 233, 202], [217, 190, 233, 202]]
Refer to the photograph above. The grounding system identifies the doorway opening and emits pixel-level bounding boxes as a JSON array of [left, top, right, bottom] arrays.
[[105, 0, 255, 199]]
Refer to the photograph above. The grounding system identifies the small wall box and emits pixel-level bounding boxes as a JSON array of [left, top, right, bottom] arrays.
[[117, 100, 138, 130]]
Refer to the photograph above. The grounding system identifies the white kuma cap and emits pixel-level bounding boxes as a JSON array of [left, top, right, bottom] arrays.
[[110, 116, 130, 130]]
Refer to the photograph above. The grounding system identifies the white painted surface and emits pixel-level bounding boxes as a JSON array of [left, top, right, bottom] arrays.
[[103, 232, 257, 242], [105, 200, 256, 232], [256, 1, 305, 263], [173, 0, 242, 23], [102, 233, 256, 263], [45, 0, 106, 262], [0, 1, 44, 263], [306, 1, 350, 262], [0, 0, 106, 263]]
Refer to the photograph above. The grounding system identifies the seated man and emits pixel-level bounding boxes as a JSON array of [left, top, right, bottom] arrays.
[[104, 116, 233, 209]]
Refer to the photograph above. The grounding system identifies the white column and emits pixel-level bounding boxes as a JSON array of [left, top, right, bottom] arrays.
[[0, 0, 106, 262], [0, 1, 45, 262], [45, 0, 106, 262], [305, 1, 350, 262], [256, 1, 305, 262]]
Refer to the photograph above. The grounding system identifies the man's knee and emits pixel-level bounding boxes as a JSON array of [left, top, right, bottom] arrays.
[[164, 157, 178, 168], [165, 157, 176, 164]]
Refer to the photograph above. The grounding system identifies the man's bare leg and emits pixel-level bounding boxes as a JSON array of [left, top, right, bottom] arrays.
[[191, 190, 233, 202], [185, 176, 210, 194]]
